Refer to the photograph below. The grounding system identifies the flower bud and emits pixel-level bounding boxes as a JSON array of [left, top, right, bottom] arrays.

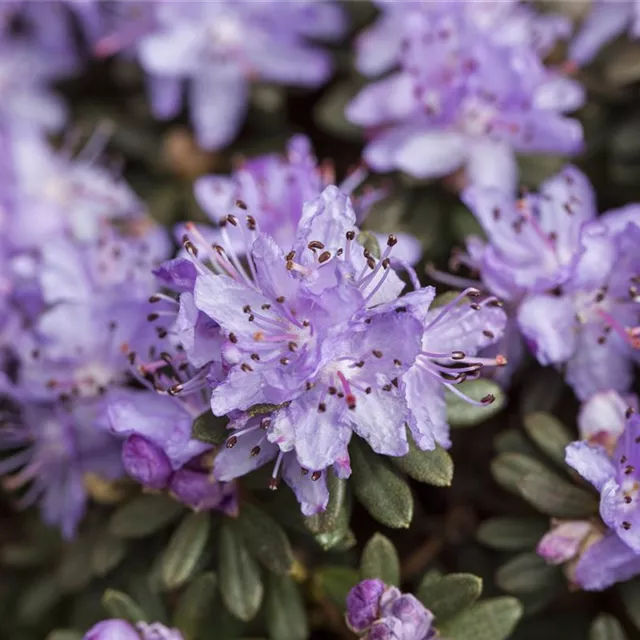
[[84, 619, 139, 640], [122, 435, 172, 490], [346, 579, 386, 633], [169, 468, 237, 514], [537, 520, 594, 565]]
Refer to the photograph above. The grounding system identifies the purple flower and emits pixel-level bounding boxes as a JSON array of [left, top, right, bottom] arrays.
[[346, 580, 435, 640], [537, 519, 597, 565], [6, 131, 150, 248], [184, 185, 507, 509], [84, 619, 184, 640], [450, 166, 640, 398], [347, 1, 583, 193], [565, 407, 640, 589], [100, 2, 345, 149], [569, 0, 640, 66], [0, 391, 123, 538]]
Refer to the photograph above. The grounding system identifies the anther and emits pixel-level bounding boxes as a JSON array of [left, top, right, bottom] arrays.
[[387, 234, 398, 246], [483, 330, 494, 339], [318, 402, 327, 413], [308, 241, 325, 251], [288, 341, 298, 352], [451, 351, 466, 360], [246, 215, 256, 230], [276, 296, 285, 303], [394, 359, 402, 366], [227, 214, 238, 226], [251, 353, 260, 361], [279, 357, 290, 365], [235, 199, 248, 210], [372, 350, 383, 358], [346, 231, 356, 241], [147, 313, 159, 322], [241, 363, 254, 372], [148, 295, 160, 303], [229, 332, 238, 343], [481, 394, 495, 404], [625, 465, 635, 475], [285, 251, 295, 261], [226, 436, 238, 449], [623, 522, 632, 530], [328, 386, 337, 395], [311, 471, 322, 481], [250, 446, 261, 457], [318, 251, 331, 264]]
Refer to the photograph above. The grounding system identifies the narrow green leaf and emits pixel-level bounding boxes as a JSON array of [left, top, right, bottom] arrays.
[[57, 536, 94, 591], [620, 578, 640, 632], [315, 500, 356, 552], [266, 573, 309, 640], [590, 614, 628, 640], [490, 452, 551, 496], [360, 534, 400, 586], [91, 532, 127, 577], [219, 520, 264, 622], [438, 596, 523, 640], [191, 411, 228, 446], [477, 517, 548, 551], [18, 574, 63, 621], [161, 511, 211, 590], [494, 429, 540, 457], [496, 553, 563, 594], [312, 566, 359, 611], [392, 438, 453, 487], [523, 412, 573, 466], [234, 504, 294, 575], [418, 574, 483, 623], [447, 379, 506, 427], [101, 589, 148, 623], [350, 438, 413, 529], [173, 572, 217, 640], [109, 495, 183, 539], [520, 472, 599, 518], [305, 471, 346, 535]]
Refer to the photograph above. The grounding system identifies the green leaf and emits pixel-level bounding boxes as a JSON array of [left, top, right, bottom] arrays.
[[219, 520, 264, 622], [91, 531, 128, 577], [519, 472, 599, 518], [247, 402, 287, 418], [590, 614, 628, 640], [357, 230, 381, 259], [265, 573, 309, 640], [494, 429, 540, 457], [523, 412, 573, 466], [439, 596, 523, 640], [392, 437, 453, 487], [496, 553, 563, 594], [234, 504, 294, 576], [418, 574, 483, 623], [314, 80, 364, 141], [191, 411, 228, 446], [57, 536, 94, 591], [350, 438, 413, 528], [173, 572, 217, 640], [109, 495, 183, 539], [360, 534, 400, 586], [18, 574, 63, 621], [490, 453, 551, 496], [519, 368, 565, 416], [161, 511, 211, 590], [312, 566, 360, 610], [45, 631, 83, 640], [101, 589, 148, 623], [477, 517, 548, 551], [447, 379, 506, 427], [620, 577, 640, 632], [305, 471, 346, 534]]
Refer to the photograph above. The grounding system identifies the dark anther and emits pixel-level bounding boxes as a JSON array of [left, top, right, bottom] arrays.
[[243, 305, 251, 313], [235, 199, 248, 210], [229, 332, 238, 343], [387, 234, 398, 246], [285, 251, 295, 261], [451, 351, 466, 360], [308, 241, 325, 250], [395, 306, 407, 313], [226, 436, 238, 449], [394, 359, 402, 366], [279, 357, 290, 365], [276, 296, 285, 303], [481, 394, 495, 404], [241, 363, 253, 372], [355, 360, 365, 368], [391, 377, 399, 388], [328, 386, 337, 395], [367, 257, 376, 269], [261, 304, 271, 310], [372, 349, 383, 358], [311, 471, 322, 481], [382, 384, 393, 392], [482, 330, 494, 339], [288, 341, 298, 352], [318, 402, 327, 413], [227, 214, 238, 226], [248, 315, 255, 322], [251, 353, 261, 361], [319, 251, 332, 264], [147, 313, 159, 322], [365, 387, 372, 394], [148, 295, 160, 303], [250, 446, 261, 457], [346, 230, 356, 241], [246, 215, 257, 230], [623, 522, 632, 530], [625, 465, 635, 475]]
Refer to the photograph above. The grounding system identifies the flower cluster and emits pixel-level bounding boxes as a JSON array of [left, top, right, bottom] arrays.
[[537, 391, 640, 591], [94, 1, 346, 149], [134, 137, 509, 515], [438, 165, 640, 400], [347, 0, 584, 193], [346, 579, 436, 639]]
